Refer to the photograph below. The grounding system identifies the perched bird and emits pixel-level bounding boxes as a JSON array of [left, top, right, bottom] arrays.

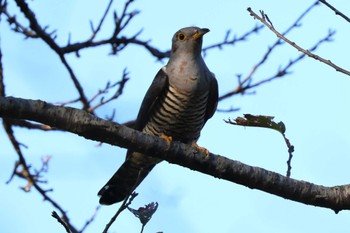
[[98, 26, 218, 205]]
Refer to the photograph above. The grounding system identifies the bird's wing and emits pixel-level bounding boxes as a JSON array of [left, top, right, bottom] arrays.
[[98, 68, 168, 205], [134, 67, 169, 131], [204, 73, 219, 122]]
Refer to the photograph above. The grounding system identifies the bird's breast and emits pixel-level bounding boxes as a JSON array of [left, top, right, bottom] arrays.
[[143, 83, 209, 143]]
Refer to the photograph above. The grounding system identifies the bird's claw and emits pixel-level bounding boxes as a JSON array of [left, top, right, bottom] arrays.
[[160, 133, 172, 144], [192, 142, 209, 156]]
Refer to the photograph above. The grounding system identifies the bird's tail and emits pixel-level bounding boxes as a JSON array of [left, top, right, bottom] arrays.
[[98, 152, 159, 205]]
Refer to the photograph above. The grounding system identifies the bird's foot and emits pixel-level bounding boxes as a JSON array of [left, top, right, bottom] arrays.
[[160, 133, 172, 144], [192, 142, 209, 156]]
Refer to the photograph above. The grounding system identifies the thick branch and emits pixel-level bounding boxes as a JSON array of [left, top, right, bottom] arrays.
[[1, 96, 350, 213]]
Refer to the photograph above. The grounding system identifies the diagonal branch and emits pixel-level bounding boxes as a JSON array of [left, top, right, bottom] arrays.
[[87, 68, 130, 112], [88, 0, 114, 42], [1, 1, 38, 38], [14, 0, 90, 110], [244, 1, 319, 82], [1, 96, 350, 213], [202, 24, 264, 54], [218, 29, 335, 102], [247, 7, 350, 77], [218, 1, 320, 103], [2, 120, 79, 233], [0, 41, 79, 233], [319, 0, 350, 23]]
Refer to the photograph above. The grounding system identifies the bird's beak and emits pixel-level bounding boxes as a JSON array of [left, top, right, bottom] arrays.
[[192, 28, 210, 40]]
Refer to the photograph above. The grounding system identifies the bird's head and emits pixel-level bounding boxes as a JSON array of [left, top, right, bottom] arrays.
[[171, 27, 209, 57]]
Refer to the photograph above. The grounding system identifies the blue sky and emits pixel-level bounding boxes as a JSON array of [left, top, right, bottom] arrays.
[[1, 0, 350, 232]]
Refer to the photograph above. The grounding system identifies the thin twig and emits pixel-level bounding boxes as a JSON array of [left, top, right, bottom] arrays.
[[14, 0, 91, 110], [0, 36, 4, 97], [319, 0, 350, 23], [88, 68, 129, 112], [245, 1, 319, 82], [88, 0, 114, 42], [3, 120, 79, 233], [80, 206, 101, 233], [219, 2, 320, 103], [1, 1, 38, 38], [6, 119, 55, 130], [1, 44, 78, 232], [61, 6, 264, 60], [102, 192, 138, 233], [52, 211, 71, 233], [62, 24, 263, 61], [102, 165, 150, 232], [202, 24, 264, 54], [248, 7, 350, 77], [55, 97, 81, 106], [218, 29, 335, 102]]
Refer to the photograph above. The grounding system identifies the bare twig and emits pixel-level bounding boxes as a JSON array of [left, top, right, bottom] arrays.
[[62, 24, 263, 61], [60, 3, 264, 60], [52, 211, 71, 233], [2, 122, 79, 232], [113, 0, 139, 37], [88, 0, 114, 42], [14, 0, 91, 110], [1, 39, 78, 233], [54, 207, 101, 233], [219, 30, 335, 102], [55, 97, 81, 106], [202, 24, 264, 54], [103, 192, 138, 233], [246, 1, 319, 82], [88, 68, 130, 112], [80, 206, 101, 233], [57, 0, 169, 59], [219, 2, 320, 103], [0, 38, 4, 97], [0, 1, 38, 38], [6, 118, 55, 130], [248, 7, 350, 77], [103, 167, 146, 232], [6, 156, 52, 191], [319, 0, 350, 23], [242, 28, 335, 90]]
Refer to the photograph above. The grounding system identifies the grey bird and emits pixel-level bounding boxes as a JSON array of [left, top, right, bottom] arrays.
[[98, 26, 218, 205]]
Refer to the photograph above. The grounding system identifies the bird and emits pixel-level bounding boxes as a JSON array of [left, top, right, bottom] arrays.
[[98, 26, 218, 205]]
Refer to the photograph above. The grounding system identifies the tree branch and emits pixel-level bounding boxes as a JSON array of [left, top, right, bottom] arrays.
[[88, 0, 114, 42], [0, 41, 79, 233], [319, 0, 350, 23], [202, 24, 264, 54], [247, 7, 350, 77], [87, 68, 130, 113], [14, 0, 90, 110], [0, 1, 38, 38], [1, 96, 350, 213], [218, 1, 320, 104], [218, 29, 335, 102]]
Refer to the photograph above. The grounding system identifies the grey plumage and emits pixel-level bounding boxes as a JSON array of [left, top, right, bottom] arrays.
[[98, 27, 218, 205]]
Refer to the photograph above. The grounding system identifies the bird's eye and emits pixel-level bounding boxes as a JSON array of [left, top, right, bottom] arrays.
[[177, 32, 186, 41]]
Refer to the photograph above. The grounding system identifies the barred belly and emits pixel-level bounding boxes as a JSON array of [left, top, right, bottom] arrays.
[[143, 84, 209, 143]]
